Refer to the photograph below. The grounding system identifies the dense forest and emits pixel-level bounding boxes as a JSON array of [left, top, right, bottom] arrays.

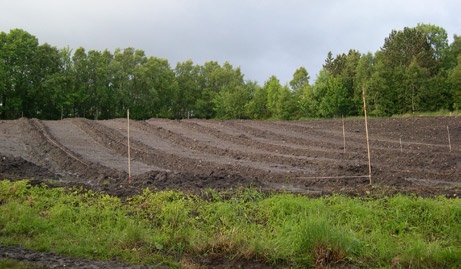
[[1, 24, 461, 120]]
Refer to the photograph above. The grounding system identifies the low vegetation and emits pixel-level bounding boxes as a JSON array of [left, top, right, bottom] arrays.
[[0, 179, 460, 268]]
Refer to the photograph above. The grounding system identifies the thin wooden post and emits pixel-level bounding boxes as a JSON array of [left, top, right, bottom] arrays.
[[342, 115, 346, 153], [447, 126, 452, 152], [400, 137, 403, 153], [127, 109, 132, 183], [362, 87, 372, 184]]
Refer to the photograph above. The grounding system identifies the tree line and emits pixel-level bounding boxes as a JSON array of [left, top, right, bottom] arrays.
[[1, 24, 460, 120]]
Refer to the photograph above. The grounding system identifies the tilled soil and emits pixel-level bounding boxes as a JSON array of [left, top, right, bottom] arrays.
[[1, 116, 460, 268]]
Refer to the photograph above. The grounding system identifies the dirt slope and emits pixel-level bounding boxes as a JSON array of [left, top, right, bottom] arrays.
[[0, 116, 460, 197]]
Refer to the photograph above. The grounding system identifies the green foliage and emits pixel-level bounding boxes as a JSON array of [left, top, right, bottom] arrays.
[[0, 24, 460, 120], [1, 180, 460, 268], [213, 85, 250, 119], [319, 77, 353, 117], [245, 83, 269, 119], [416, 23, 449, 60], [0, 29, 40, 118], [451, 55, 461, 110], [210, 62, 249, 119], [294, 83, 316, 118], [377, 27, 441, 115], [289, 66, 310, 91], [173, 60, 199, 119], [264, 75, 282, 118]]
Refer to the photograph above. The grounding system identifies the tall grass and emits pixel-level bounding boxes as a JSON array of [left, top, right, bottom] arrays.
[[0, 180, 460, 268]]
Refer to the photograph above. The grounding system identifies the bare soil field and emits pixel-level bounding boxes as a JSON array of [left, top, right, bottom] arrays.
[[1, 116, 460, 268], [1, 116, 461, 197]]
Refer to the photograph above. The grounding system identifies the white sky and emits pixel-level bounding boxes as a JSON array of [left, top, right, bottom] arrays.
[[1, 0, 460, 85]]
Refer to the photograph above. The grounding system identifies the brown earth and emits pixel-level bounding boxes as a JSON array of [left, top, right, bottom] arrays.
[[1, 116, 460, 268], [1, 117, 460, 197]]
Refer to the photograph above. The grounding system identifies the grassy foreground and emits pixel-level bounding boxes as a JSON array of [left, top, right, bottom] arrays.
[[0, 180, 460, 268]]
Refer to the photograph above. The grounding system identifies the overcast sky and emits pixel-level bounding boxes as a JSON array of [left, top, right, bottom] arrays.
[[1, 0, 460, 85]]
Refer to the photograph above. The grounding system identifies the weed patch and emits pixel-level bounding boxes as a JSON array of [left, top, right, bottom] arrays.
[[1, 179, 460, 268]]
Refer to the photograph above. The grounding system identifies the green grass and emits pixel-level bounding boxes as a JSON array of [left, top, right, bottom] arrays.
[[1, 180, 460, 268]]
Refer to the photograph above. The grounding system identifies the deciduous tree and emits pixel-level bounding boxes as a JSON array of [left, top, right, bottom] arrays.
[[1, 29, 39, 118]]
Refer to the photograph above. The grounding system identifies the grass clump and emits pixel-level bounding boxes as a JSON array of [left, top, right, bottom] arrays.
[[0, 179, 460, 268]]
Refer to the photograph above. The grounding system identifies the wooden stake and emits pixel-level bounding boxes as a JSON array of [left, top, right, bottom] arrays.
[[447, 126, 452, 153], [362, 87, 372, 184], [342, 115, 346, 153], [127, 109, 132, 183], [400, 137, 403, 153]]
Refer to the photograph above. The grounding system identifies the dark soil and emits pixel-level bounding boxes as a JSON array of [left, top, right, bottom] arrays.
[[1, 116, 460, 268], [0, 245, 160, 269]]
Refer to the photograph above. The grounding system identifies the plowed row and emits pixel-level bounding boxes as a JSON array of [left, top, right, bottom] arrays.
[[1, 117, 460, 197]]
